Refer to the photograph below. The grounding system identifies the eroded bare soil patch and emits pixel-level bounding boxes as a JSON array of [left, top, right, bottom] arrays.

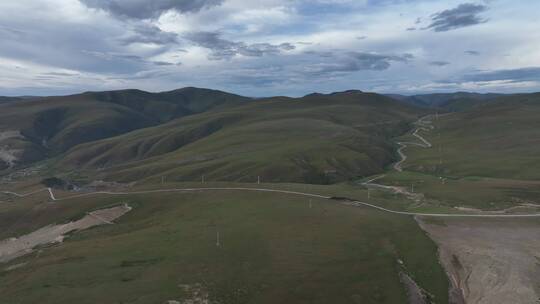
[[418, 217, 540, 304], [0, 204, 131, 263]]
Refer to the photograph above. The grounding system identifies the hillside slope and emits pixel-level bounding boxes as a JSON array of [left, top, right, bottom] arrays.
[[403, 93, 540, 180], [0, 96, 23, 103], [0, 88, 249, 170], [59, 91, 423, 184]]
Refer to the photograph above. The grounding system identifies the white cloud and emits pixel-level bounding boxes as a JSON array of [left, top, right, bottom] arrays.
[[0, 0, 540, 96]]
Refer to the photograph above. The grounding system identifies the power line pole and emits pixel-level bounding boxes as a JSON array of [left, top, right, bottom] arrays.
[[257, 176, 261, 184], [216, 230, 220, 247]]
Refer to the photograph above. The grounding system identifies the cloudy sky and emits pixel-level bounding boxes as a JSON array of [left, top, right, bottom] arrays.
[[1, 0, 539, 97]]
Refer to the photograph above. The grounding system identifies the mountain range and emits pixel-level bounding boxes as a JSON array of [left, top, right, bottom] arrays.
[[0, 88, 535, 184]]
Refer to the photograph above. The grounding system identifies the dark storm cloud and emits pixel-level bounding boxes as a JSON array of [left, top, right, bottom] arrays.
[[118, 24, 178, 45], [184, 31, 296, 60], [43, 72, 80, 76], [106, 69, 176, 80], [465, 50, 480, 55], [152, 61, 175, 66], [459, 67, 540, 82], [429, 61, 450, 66], [226, 73, 287, 87], [80, 0, 224, 19], [82, 50, 145, 62], [0, 19, 149, 75], [426, 3, 488, 32], [0, 26, 26, 38], [303, 50, 335, 58], [303, 52, 413, 75]]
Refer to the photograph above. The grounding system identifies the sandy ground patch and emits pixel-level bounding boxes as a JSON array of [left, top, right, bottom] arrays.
[[0, 131, 24, 168], [176, 284, 212, 304], [0, 204, 131, 263], [417, 217, 540, 304], [0, 148, 21, 168], [0, 130, 23, 142]]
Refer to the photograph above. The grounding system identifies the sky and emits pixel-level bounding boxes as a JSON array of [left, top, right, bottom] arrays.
[[1, 0, 540, 97]]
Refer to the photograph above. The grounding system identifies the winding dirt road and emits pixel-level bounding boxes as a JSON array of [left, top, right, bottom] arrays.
[[394, 115, 434, 172]]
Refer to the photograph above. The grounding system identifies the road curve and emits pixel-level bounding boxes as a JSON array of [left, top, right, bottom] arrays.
[[3, 186, 540, 218], [393, 115, 434, 172]]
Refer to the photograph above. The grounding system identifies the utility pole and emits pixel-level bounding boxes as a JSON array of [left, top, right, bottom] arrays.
[[216, 230, 220, 247], [161, 176, 165, 184], [257, 176, 261, 184], [367, 188, 371, 199], [411, 183, 414, 193]]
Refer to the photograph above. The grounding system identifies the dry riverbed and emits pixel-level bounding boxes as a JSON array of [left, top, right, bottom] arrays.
[[417, 217, 540, 304], [0, 204, 131, 263]]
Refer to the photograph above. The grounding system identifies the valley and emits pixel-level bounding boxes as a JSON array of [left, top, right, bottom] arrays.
[[3, 1, 539, 303], [0, 88, 539, 304]]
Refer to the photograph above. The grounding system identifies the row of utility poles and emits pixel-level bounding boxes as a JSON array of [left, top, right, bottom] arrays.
[[160, 175, 262, 184]]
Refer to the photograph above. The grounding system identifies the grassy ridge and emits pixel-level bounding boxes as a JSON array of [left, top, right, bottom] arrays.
[[58, 92, 422, 184], [0, 187, 448, 304], [0, 88, 248, 169]]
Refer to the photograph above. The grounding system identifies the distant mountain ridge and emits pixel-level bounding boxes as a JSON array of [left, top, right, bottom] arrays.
[[2, 87, 538, 184], [386, 92, 506, 111], [0, 87, 250, 169]]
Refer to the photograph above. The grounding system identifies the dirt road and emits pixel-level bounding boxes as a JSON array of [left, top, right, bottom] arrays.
[[5, 186, 540, 218], [394, 115, 434, 172]]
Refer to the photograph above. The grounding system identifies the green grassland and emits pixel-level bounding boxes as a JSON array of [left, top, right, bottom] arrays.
[[0, 184, 449, 304], [379, 93, 540, 210], [378, 171, 540, 210], [5, 90, 540, 303], [57, 92, 422, 184], [403, 94, 540, 180]]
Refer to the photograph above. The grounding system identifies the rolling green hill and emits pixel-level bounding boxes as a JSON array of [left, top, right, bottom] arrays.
[[0, 88, 249, 171], [376, 93, 540, 210], [58, 91, 423, 184], [403, 93, 540, 180], [0, 96, 23, 103]]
